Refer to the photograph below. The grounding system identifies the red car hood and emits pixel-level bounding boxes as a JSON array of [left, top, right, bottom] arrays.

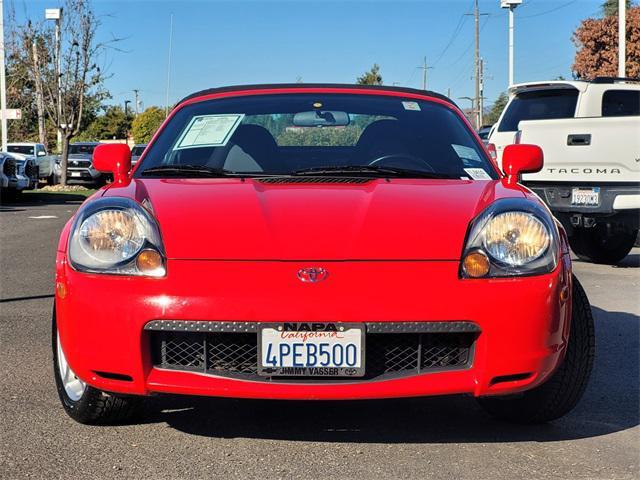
[[105, 178, 524, 261]]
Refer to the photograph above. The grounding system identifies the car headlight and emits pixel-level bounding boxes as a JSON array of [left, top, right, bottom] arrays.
[[68, 197, 165, 277], [461, 198, 558, 278]]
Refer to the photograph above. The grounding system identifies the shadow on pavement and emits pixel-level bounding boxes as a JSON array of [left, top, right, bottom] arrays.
[[612, 254, 639, 269], [572, 253, 639, 269], [138, 305, 639, 443], [1, 191, 89, 207]]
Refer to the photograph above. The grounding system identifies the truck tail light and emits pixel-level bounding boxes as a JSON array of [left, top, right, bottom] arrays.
[[487, 143, 497, 161]]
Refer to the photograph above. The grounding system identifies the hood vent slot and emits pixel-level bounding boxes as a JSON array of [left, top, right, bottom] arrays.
[[256, 176, 373, 184]]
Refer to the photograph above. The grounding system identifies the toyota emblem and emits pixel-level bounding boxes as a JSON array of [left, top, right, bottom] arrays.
[[297, 267, 329, 283]]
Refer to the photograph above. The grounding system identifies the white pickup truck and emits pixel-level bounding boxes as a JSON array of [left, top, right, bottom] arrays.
[[6, 142, 58, 184], [488, 78, 640, 264]]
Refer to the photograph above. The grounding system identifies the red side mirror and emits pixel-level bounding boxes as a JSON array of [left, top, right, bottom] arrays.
[[93, 144, 132, 184], [502, 144, 543, 184]]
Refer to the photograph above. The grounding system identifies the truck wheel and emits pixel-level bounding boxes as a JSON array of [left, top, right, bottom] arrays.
[[569, 228, 637, 265], [52, 312, 141, 425], [477, 275, 595, 423]]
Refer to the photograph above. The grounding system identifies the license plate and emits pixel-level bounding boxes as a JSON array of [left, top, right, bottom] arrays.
[[70, 172, 81, 177], [571, 187, 600, 206], [258, 323, 365, 377]]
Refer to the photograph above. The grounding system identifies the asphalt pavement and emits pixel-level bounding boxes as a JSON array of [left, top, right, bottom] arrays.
[[1, 192, 638, 480]]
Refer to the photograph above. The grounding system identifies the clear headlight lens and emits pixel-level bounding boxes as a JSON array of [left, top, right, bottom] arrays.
[[78, 209, 146, 264], [461, 199, 558, 278], [482, 212, 550, 266], [69, 198, 165, 276]]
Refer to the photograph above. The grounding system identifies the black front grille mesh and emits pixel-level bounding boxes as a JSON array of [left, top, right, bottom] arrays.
[[3, 159, 16, 176], [151, 329, 475, 381], [208, 333, 258, 374], [25, 162, 38, 177]]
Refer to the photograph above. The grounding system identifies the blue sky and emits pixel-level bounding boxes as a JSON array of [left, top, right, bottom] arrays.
[[12, 0, 606, 111]]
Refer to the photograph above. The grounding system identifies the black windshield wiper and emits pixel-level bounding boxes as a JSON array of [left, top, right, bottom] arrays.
[[140, 165, 236, 177], [292, 165, 455, 179]]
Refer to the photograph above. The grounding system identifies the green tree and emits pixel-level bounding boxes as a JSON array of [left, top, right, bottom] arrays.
[[77, 105, 131, 141], [131, 107, 166, 143], [356, 64, 383, 85], [483, 92, 509, 126]]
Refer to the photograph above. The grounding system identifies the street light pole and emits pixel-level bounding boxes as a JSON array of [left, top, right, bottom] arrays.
[[508, 6, 514, 85], [501, 1, 522, 87], [165, 13, 173, 118], [618, 0, 626, 77], [0, 0, 8, 151], [46, 8, 63, 152]]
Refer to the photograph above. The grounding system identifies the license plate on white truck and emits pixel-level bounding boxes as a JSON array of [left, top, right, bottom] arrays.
[[571, 187, 600, 206], [258, 323, 365, 377]]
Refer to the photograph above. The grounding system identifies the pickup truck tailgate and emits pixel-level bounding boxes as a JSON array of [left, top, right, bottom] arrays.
[[519, 116, 640, 183]]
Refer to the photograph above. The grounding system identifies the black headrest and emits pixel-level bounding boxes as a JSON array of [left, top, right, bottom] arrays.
[[355, 119, 411, 158], [356, 119, 404, 147], [231, 124, 277, 158]]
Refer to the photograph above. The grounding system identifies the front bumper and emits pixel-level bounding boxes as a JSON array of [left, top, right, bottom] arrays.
[[55, 163, 103, 184], [55, 256, 572, 400]]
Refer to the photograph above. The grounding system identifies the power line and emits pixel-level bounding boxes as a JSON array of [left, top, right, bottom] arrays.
[[431, 0, 476, 68], [520, 0, 578, 19]]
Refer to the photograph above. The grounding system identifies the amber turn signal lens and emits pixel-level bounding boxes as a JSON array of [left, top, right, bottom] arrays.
[[463, 251, 491, 278], [56, 281, 67, 299], [135, 249, 163, 274]]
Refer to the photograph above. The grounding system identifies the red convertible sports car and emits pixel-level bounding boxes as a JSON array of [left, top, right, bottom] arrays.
[[53, 84, 594, 425]]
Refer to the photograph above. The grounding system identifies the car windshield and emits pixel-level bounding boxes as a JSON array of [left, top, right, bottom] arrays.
[[7, 145, 35, 155], [69, 144, 97, 155], [498, 88, 578, 132], [137, 93, 497, 180]]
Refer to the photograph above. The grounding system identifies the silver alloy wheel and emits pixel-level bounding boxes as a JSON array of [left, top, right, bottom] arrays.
[[56, 331, 86, 401]]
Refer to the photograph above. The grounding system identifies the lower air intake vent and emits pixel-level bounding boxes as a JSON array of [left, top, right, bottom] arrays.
[[148, 324, 477, 382]]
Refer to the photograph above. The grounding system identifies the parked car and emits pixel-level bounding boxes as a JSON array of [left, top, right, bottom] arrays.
[[476, 125, 492, 146], [55, 142, 105, 185], [131, 144, 147, 166], [488, 77, 640, 264], [53, 84, 594, 426], [0, 152, 35, 199], [6, 142, 57, 184]]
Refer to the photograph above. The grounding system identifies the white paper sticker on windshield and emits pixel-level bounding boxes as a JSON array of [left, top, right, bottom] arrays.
[[452, 144, 482, 162], [402, 101, 421, 111], [464, 168, 492, 180], [175, 114, 245, 149]]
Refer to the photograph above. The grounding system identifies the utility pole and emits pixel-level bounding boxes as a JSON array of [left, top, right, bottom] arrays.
[[133, 89, 140, 115], [474, 0, 480, 129], [124, 100, 131, 117], [32, 41, 47, 145], [501, 1, 522, 87], [479, 57, 485, 127], [0, 0, 7, 151], [465, 0, 488, 129], [417, 57, 433, 90], [619, 0, 626, 77], [165, 13, 174, 118]]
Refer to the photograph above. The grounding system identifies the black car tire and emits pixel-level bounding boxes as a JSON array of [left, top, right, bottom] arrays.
[[52, 310, 141, 425], [569, 227, 637, 265], [477, 275, 595, 424]]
